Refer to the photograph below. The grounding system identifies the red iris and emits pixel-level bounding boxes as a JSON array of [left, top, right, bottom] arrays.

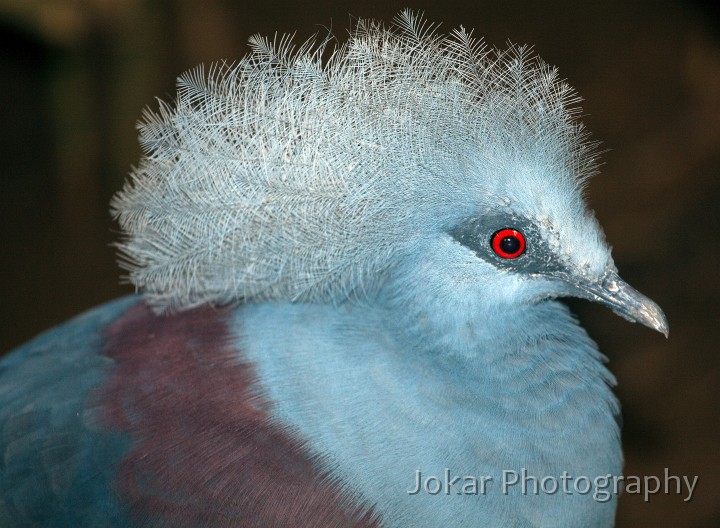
[[491, 229, 526, 259]]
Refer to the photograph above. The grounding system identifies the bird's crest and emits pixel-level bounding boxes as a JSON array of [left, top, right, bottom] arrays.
[[112, 10, 597, 312]]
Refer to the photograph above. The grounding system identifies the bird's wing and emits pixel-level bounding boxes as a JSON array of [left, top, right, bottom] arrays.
[[0, 297, 138, 527], [0, 298, 379, 527]]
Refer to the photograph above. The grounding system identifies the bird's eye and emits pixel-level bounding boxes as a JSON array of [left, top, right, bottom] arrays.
[[491, 228, 526, 259]]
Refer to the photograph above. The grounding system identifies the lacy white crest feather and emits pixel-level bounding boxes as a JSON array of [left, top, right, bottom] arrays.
[[111, 10, 596, 312]]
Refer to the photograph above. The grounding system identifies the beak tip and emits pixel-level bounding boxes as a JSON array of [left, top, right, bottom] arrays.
[[623, 298, 668, 337], [654, 310, 669, 339]]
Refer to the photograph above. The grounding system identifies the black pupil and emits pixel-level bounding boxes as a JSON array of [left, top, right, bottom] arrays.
[[499, 236, 520, 255]]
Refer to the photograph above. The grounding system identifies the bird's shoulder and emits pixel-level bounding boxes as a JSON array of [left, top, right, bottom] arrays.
[[0, 298, 380, 527]]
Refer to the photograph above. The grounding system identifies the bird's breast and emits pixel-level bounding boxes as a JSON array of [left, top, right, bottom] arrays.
[[233, 300, 622, 527]]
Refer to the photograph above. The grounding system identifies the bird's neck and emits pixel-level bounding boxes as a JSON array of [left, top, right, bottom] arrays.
[[379, 286, 619, 430], [233, 294, 621, 527]]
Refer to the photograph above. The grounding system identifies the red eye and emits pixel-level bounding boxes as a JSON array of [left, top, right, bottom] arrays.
[[491, 228, 526, 259]]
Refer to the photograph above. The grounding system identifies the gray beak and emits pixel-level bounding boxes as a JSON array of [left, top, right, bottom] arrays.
[[573, 270, 669, 337]]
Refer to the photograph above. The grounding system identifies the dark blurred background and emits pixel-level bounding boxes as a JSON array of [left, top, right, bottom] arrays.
[[0, 0, 718, 526]]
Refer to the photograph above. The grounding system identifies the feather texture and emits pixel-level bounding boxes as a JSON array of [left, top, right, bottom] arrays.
[[112, 10, 598, 312]]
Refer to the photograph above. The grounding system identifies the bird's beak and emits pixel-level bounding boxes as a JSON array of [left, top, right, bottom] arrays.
[[571, 270, 669, 337]]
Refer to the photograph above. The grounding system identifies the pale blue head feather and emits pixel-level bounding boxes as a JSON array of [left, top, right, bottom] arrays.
[[111, 10, 611, 313]]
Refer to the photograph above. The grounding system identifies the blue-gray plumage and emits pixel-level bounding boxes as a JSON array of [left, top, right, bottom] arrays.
[[0, 11, 667, 527]]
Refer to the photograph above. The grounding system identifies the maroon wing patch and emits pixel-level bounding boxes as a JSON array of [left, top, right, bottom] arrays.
[[94, 302, 380, 527]]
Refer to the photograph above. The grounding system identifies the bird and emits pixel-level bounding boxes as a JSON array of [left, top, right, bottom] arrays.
[[0, 11, 668, 528]]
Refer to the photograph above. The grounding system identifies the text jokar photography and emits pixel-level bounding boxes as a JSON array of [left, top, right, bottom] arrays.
[[408, 468, 698, 503]]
